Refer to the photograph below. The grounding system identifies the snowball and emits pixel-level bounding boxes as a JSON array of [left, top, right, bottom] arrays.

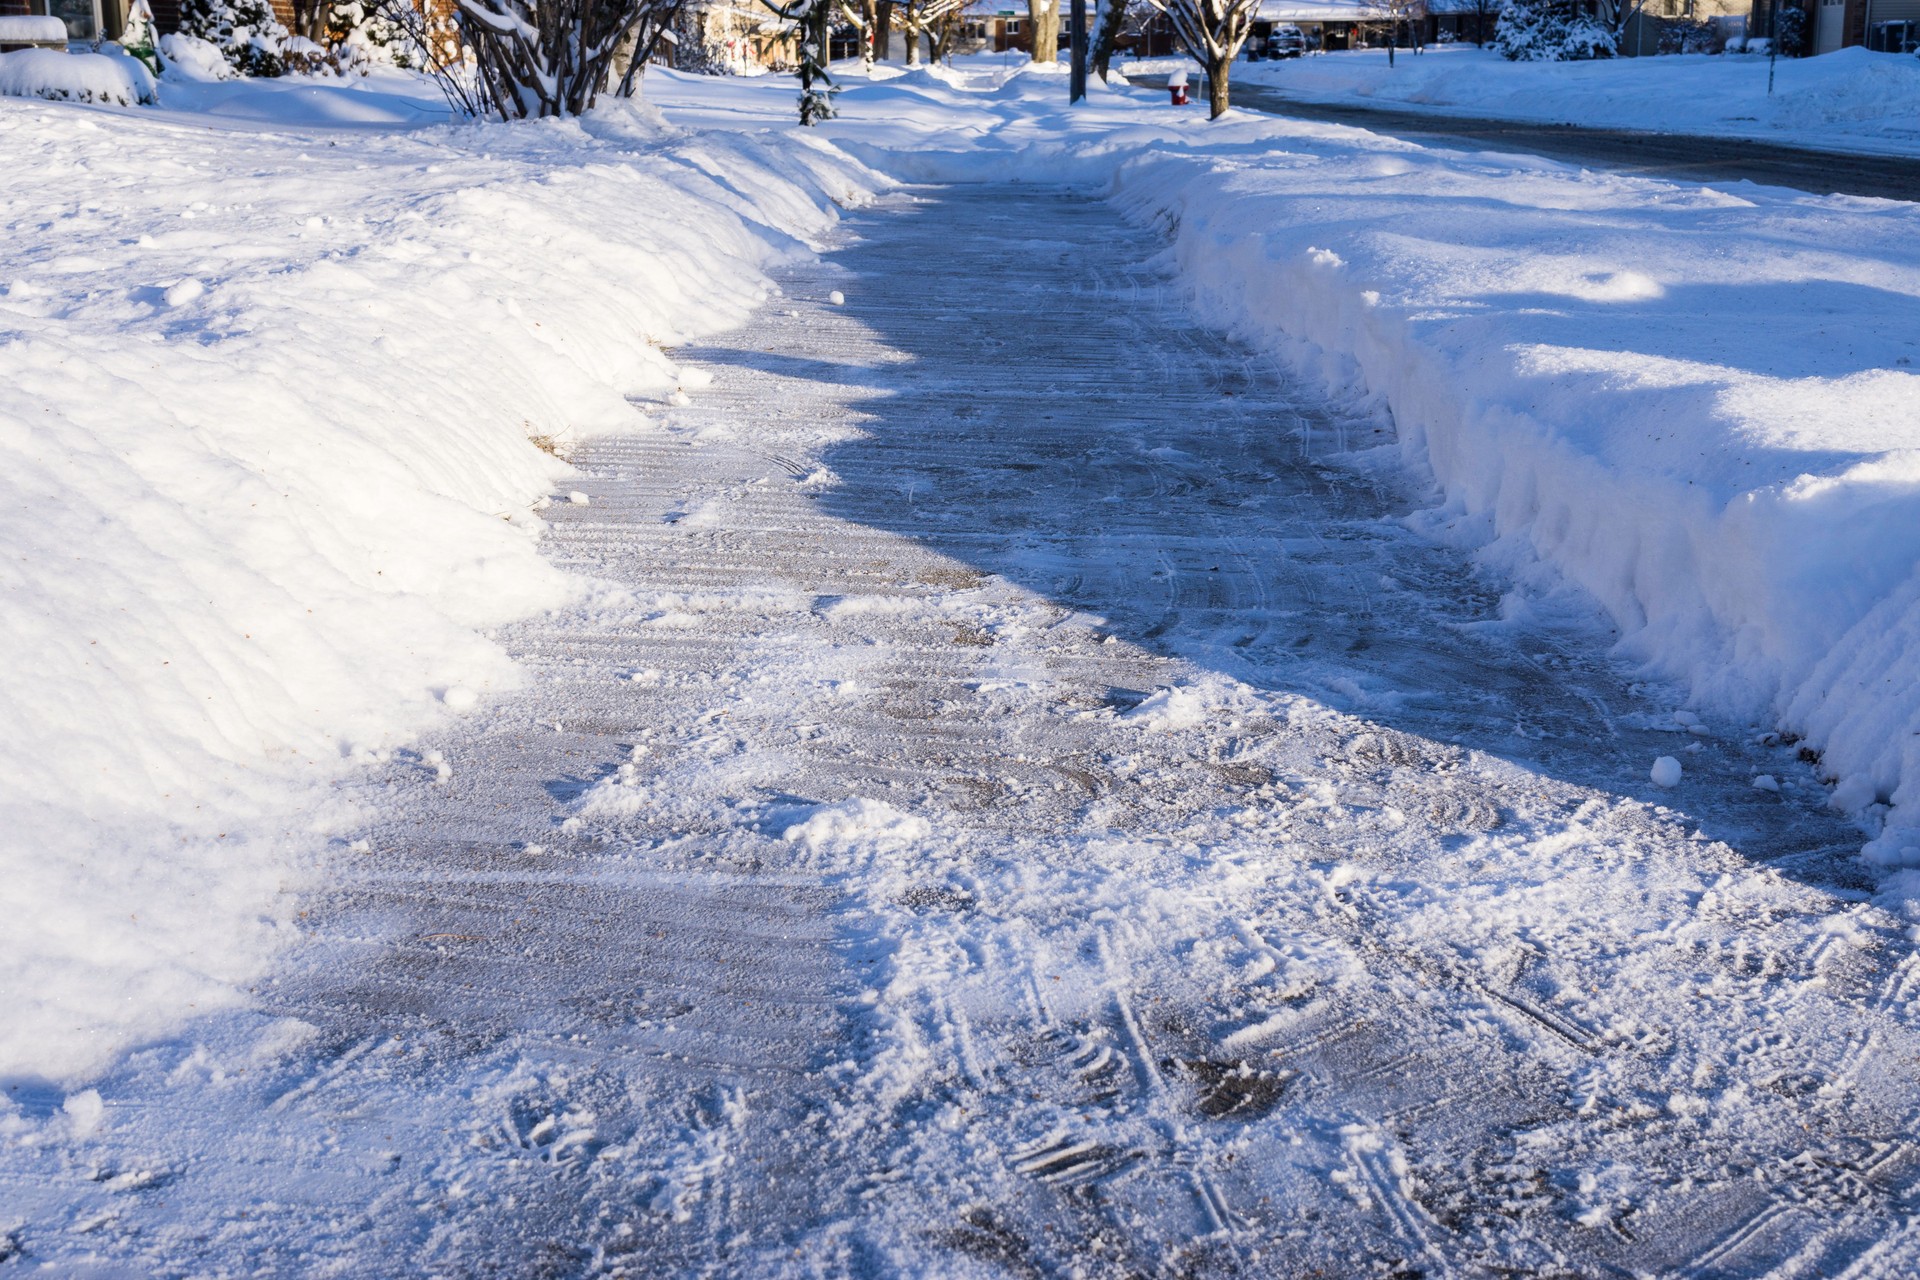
[[1752, 774, 1780, 792], [567, 491, 590, 506], [440, 685, 478, 711], [62, 1089, 105, 1138], [828, 290, 845, 306], [1650, 756, 1683, 788], [164, 278, 205, 308]]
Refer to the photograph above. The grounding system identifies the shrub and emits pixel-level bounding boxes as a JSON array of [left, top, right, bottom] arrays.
[[177, 0, 290, 76], [1494, 0, 1616, 60]]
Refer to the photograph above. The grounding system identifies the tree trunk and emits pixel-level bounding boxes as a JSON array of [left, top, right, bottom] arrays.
[[1027, 0, 1057, 61], [1206, 51, 1228, 117], [875, 0, 892, 57], [1090, 0, 1128, 80], [862, 0, 877, 65], [902, 8, 920, 62]]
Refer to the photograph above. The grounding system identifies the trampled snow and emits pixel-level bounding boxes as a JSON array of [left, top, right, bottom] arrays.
[[0, 87, 882, 1082], [5, 46, 1920, 1278], [654, 57, 1920, 860]]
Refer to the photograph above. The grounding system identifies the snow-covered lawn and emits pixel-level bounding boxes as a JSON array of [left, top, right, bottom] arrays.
[[1218, 44, 1920, 156], [0, 85, 880, 1082]]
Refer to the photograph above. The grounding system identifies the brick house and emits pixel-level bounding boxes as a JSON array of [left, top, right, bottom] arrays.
[[0, 0, 296, 44]]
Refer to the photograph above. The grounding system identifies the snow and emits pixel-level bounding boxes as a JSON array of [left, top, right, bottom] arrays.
[[0, 48, 158, 106], [1229, 45, 1920, 158], [158, 31, 240, 81], [0, 84, 883, 1082], [5, 47, 1920, 1277], [0, 14, 68, 41], [650, 58, 1920, 856]]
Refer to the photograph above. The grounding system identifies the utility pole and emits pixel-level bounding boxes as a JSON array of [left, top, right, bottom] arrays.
[[1767, 0, 1779, 94], [1071, 0, 1088, 100]]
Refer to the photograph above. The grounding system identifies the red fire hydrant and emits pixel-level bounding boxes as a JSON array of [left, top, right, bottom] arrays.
[[1168, 70, 1189, 106]]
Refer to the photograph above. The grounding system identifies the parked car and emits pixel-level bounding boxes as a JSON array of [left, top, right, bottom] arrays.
[[1267, 24, 1308, 57]]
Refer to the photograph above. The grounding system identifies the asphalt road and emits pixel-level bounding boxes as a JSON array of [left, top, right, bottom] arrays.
[[1139, 76, 1920, 201]]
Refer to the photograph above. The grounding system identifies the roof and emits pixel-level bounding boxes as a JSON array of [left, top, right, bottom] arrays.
[[1254, 0, 1402, 22]]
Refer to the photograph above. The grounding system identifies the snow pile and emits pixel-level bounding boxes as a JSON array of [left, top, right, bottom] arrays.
[[1107, 143, 1920, 855], [0, 15, 68, 42], [784, 798, 933, 857], [159, 32, 240, 81], [0, 93, 881, 1083], [0, 48, 158, 105], [1232, 45, 1920, 157], [1123, 675, 1263, 733], [651, 63, 1920, 857]]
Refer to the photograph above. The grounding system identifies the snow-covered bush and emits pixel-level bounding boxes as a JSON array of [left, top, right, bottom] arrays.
[[0, 48, 159, 104], [327, 0, 427, 70], [1655, 16, 1721, 53], [178, 0, 291, 77], [158, 30, 240, 79], [1494, 0, 1615, 60], [1773, 2, 1807, 55], [456, 0, 667, 117]]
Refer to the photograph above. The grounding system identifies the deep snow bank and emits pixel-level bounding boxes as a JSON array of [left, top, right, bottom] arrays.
[[652, 64, 1920, 861], [0, 94, 881, 1082], [1108, 148, 1920, 861]]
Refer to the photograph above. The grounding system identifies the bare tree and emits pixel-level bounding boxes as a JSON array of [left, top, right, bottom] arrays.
[[290, 0, 327, 43], [1376, 0, 1418, 64], [896, 0, 966, 62], [1027, 0, 1059, 61], [611, 0, 683, 95], [929, 3, 964, 59], [1089, 0, 1154, 79], [376, 0, 486, 113], [1146, 0, 1256, 117], [1463, 0, 1496, 45], [844, 0, 875, 68], [455, 0, 655, 116]]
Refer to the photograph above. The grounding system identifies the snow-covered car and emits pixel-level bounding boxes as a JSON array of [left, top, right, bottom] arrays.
[[1266, 24, 1307, 57]]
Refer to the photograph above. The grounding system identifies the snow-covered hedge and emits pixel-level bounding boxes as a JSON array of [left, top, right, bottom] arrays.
[[177, 0, 290, 77], [0, 95, 884, 1083], [0, 48, 158, 105]]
